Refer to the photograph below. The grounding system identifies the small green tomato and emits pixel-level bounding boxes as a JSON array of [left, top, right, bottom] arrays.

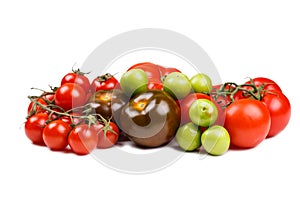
[[120, 69, 148, 97], [189, 99, 218, 127], [201, 125, 230, 156], [175, 122, 201, 151], [190, 73, 212, 93], [163, 72, 192, 99]]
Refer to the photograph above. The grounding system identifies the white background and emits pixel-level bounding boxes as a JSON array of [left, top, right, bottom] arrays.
[[1, 0, 299, 199]]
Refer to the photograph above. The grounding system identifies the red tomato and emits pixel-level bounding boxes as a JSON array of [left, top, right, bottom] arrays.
[[42, 120, 72, 150], [245, 77, 282, 93], [54, 83, 86, 111], [127, 62, 181, 89], [180, 93, 225, 125], [60, 113, 82, 126], [27, 98, 47, 115], [68, 124, 98, 155], [261, 91, 291, 138], [90, 73, 120, 92], [61, 71, 90, 92], [224, 99, 271, 148], [96, 122, 120, 148], [25, 113, 49, 145]]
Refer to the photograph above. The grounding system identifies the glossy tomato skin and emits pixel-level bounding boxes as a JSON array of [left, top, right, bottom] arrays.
[[61, 72, 90, 92], [68, 124, 98, 155], [120, 90, 181, 148], [90, 73, 120, 92], [54, 83, 86, 111], [245, 77, 282, 93], [42, 120, 71, 150], [97, 122, 120, 149], [27, 98, 47, 115], [261, 92, 291, 138], [25, 113, 49, 145], [180, 93, 225, 125], [224, 99, 271, 148], [90, 90, 113, 120]]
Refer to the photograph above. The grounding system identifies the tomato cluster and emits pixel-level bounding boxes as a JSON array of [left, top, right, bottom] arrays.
[[25, 63, 291, 157]]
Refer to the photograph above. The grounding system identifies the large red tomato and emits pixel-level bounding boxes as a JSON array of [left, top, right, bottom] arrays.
[[261, 91, 291, 138], [224, 99, 271, 148]]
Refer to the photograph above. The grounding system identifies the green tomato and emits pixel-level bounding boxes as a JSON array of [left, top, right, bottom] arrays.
[[190, 73, 212, 93], [163, 72, 192, 99], [201, 125, 230, 156], [175, 122, 201, 151], [120, 69, 148, 97], [189, 99, 218, 127]]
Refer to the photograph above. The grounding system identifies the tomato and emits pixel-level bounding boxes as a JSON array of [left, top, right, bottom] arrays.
[[61, 70, 90, 92], [42, 120, 71, 150], [120, 69, 148, 97], [54, 83, 87, 111], [90, 73, 120, 92], [180, 93, 225, 125], [60, 113, 82, 126], [90, 90, 113, 120], [120, 90, 181, 147], [245, 77, 282, 93], [68, 124, 98, 155], [224, 99, 271, 148], [190, 73, 212, 93], [201, 125, 230, 156], [97, 122, 120, 149], [175, 122, 201, 151], [25, 113, 49, 145], [27, 98, 47, 115], [189, 99, 218, 127], [261, 91, 291, 138], [127, 62, 181, 90], [163, 72, 192, 99]]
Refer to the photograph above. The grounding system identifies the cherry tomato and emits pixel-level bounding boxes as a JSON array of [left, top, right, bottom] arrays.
[[261, 91, 291, 138], [61, 71, 90, 92], [90, 90, 113, 120], [189, 99, 218, 127], [190, 73, 212, 93], [42, 120, 72, 150], [224, 99, 271, 148], [60, 113, 82, 126], [68, 124, 98, 155], [175, 122, 201, 151], [54, 83, 86, 111], [97, 122, 120, 149], [245, 77, 282, 93], [163, 72, 192, 99], [90, 73, 120, 92], [120, 69, 148, 97], [180, 93, 225, 125], [27, 98, 47, 115], [25, 113, 49, 145]]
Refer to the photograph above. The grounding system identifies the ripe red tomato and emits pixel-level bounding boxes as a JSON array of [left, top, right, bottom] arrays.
[[25, 113, 49, 145], [261, 91, 291, 138], [27, 98, 48, 115], [61, 71, 90, 92], [54, 83, 86, 111], [90, 73, 120, 92], [97, 122, 120, 148], [68, 124, 98, 155], [60, 113, 82, 126], [42, 120, 72, 150], [180, 93, 225, 125], [224, 99, 271, 148], [245, 77, 282, 93]]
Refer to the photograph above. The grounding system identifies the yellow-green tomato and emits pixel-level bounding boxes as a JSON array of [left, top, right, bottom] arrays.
[[201, 125, 230, 156], [190, 73, 212, 93], [163, 72, 192, 99], [175, 122, 201, 151], [189, 99, 218, 127], [120, 69, 148, 97]]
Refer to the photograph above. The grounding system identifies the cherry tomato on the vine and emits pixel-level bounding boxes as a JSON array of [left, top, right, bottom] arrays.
[[54, 83, 87, 111], [42, 120, 72, 151], [97, 122, 120, 149], [68, 124, 98, 155], [25, 113, 49, 145], [90, 73, 120, 92], [27, 98, 48, 115], [61, 70, 90, 92]]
